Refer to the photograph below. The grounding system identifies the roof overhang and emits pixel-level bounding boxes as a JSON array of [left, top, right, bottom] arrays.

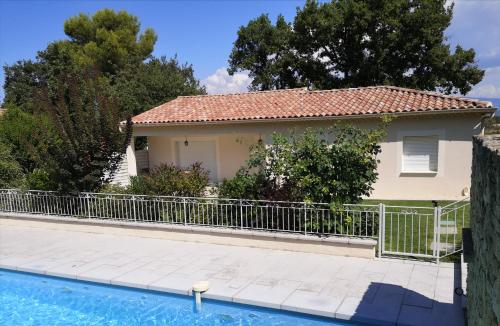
[[125, 107, 496, 128]]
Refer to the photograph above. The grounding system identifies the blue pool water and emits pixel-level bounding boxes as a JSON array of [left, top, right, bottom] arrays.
[[0, 269, 361, 325]]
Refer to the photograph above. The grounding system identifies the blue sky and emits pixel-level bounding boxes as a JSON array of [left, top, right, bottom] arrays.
[[1, 0, 499, 103]]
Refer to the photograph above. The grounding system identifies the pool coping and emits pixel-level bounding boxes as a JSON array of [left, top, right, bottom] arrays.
[[0, 267, 348, 325], [0, 263, 379, 325]]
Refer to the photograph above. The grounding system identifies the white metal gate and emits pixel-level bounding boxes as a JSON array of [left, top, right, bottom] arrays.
[[379, 199, 470, 262]]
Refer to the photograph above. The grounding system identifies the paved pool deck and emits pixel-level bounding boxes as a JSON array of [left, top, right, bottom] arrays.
[[0, 217, 464, 326]]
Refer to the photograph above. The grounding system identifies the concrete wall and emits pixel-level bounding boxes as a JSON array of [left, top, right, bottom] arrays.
[[467, 135, 500, 326], [135, 112, 484, 200]]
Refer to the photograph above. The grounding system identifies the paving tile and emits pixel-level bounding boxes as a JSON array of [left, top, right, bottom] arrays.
[[76, 263, 144, 283], [434, 267, 460, 304], [382, 262, 414, 288], [335, 260, 367, 281], [398, 301, 464, 326], [404, 264, 439, 308], [281, 290, 343, 318], [201, 279, 248, 301], [16, 258, 70, 274], [335, 290, 403, 326], [233, 280, 301, 309], [111, 265, 180, 288], [148, 273, 198, 295], [0, 256, 40, 267]]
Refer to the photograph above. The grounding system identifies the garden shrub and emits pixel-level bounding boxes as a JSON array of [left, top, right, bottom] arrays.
[[127, 162, 209, 197], [26, 168, 58, 191], [0, 141, 25, 188], [218, 122, 388, 204]]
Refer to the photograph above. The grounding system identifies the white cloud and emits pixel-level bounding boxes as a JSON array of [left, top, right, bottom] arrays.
[[201, 68, 252, 95], [467, 66, 500, 98]]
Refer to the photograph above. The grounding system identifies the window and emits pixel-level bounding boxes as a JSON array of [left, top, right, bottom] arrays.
[[175, 140, 218, 182], [402, 136, 438, 173]]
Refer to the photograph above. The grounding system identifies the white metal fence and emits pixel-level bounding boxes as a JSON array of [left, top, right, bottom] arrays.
[[0, 189, 469, 262]]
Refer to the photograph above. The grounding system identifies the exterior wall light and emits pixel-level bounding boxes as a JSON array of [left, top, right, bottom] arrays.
[[184, 138, 189, 147]]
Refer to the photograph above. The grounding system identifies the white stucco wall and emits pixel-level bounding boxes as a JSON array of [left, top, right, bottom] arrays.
[[133, 112, 485, 200]]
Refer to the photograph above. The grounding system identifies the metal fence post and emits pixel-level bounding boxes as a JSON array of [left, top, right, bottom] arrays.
[[304, 203, 308, 235], [8, 191, 13, 212], [132, 196, 137, 221], [86, 194, 91, 219], [183, 198, 187, 225], [436, 206, 442, 264], [378, 203, 385, 259], [239, 199, 244, 229], [432, 206, 438, 262]]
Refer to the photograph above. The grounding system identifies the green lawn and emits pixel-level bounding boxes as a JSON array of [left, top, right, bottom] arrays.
[[362, 199, 470, 262]]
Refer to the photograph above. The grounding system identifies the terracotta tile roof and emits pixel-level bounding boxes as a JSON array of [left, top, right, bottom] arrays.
[[131, 86, 494, 125]]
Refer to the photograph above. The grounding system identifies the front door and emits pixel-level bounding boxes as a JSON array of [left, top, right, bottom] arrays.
[[175, 140, 218, 182]]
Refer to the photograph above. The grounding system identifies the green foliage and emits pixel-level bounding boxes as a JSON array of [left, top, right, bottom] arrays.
[[218, 169, 268, 200], [113, 56, 206, 116], [2, 60, 47, 113], [0, 106, 55, 172], [484, 116, 500, 135], [229, 0, 483, 95], [1, 9, 205, 194], [219, 122, 387, 204], [0, 141, 25, 188], [228, 15, 299, 90], [126, 163, 210, 197], [3, 9, 204, 118], [62, 9, 157, 74], [25, 168, 58, 191], [30, 69, 132, 192]]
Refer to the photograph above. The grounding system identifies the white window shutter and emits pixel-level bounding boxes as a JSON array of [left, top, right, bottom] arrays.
[[403, 136, 438, 172]]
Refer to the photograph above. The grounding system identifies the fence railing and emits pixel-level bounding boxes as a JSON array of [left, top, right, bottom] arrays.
[[0, 189, 469, 262], [0, 189, 380, 239]]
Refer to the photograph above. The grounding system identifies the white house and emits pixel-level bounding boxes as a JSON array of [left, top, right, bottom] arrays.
[[124, 86, 495, 200]]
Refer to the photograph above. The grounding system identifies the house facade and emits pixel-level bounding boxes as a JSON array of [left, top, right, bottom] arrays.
[[125, 86, 495, 200]]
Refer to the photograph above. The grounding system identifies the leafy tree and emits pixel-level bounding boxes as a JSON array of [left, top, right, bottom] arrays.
[[228, 15, 299, 90], [1, 9, 205, 193], [2, 9, 157, 112], [219, 122, 387, 204], [113, 56, 206, 116], [0, 107, 55, 172], [3, 61, 47, 113], [62, 9, 156, 74], [0, 141, 25, 189], [31, 69, 132, 192], [3, 9, 204, 117], [229, 0, 484, 94]]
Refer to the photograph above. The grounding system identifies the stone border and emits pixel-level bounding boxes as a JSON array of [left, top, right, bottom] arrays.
[[0, 213, 377, 258]]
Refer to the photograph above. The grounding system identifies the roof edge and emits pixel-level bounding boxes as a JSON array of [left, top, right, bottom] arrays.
[[129, 107, 495, 127]]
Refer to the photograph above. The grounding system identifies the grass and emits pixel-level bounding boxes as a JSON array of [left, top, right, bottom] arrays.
[[362, 199, 470, 263]]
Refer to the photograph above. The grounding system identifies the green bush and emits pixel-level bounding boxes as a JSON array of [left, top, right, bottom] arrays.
[[0, 141, 25, 188], [218, 122, 388, 204], [26, 168, 57, 191], [218, 169, 267, 200], [127, 162, 209, 197], [98, 183, 129, 194]]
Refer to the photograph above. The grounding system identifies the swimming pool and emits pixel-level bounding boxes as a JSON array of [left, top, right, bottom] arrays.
[[0, 269, 362, 325]]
